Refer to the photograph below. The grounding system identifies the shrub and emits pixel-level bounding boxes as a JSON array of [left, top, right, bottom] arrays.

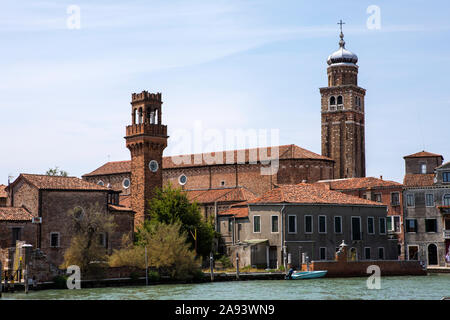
[[53, 275, 69, 289], [148, 270, 160, 282], [217, 255, 233, 269], [109, 222, 201, 281], [129, 271, 140, 281]]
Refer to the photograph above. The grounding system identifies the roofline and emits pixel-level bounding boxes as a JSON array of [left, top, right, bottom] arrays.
[[247, 202, 387, 208]]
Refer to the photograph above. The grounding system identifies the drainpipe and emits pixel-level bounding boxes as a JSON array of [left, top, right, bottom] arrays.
[[280, 205, 286, 271]]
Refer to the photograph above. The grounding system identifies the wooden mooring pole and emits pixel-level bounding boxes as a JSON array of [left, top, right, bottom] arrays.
[[24, 265, 29, 294], [210, 252, 214, 282], [0, 261, 3, 298], [236, 252, 240, 280]]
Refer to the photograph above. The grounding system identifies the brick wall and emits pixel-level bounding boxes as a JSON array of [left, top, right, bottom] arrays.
[[405, 157, 443, 175], [0, 221, 37, 249], [301, 259, 426, 277], [40, 190, 108, 267], [11, 180, 39, 216]]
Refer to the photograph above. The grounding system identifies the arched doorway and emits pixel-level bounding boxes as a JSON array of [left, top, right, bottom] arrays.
[[350, 248, 357, 261], [428, 244, 438, 266]]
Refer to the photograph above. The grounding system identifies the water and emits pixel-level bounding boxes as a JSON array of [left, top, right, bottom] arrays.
[[2, 274, 450, 300]]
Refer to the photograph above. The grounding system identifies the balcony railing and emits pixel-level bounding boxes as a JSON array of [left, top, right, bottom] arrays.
[[443, 230, 450, 239], [126, 123, 167, 137]]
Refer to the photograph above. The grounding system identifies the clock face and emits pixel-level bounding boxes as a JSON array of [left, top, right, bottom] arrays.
[[149, 160, 159, 172]]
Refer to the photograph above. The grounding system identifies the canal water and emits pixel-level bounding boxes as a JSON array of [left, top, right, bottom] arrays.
[[2, 274, 450, 300]]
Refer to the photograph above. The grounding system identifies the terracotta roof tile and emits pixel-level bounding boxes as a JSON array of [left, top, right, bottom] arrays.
[[17, 174, 110, 191], [108, 204, 134, 212], [315, 177, 402, 191], [403, 174, 435, 187], [218, 206, 249, 218], [248, 183, 385, 206], [404, 151, 443, 159], [83, 144, 333, 176], [119, 195, 131, 207], [185, 187, 256, 204], [0, 207, 33, 221], [83, 161, 131, 177], [0, 185, 7, 198]]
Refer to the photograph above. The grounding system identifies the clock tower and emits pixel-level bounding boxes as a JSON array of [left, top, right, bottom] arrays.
[[320, 22, 366, 179], [125, 91, 168, 227]]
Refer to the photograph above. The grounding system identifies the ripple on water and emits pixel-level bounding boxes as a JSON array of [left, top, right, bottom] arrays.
[[2, 274, 449, 300]]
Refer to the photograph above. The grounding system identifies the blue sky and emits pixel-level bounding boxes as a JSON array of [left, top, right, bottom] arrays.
[[0, 0, 449, 184]]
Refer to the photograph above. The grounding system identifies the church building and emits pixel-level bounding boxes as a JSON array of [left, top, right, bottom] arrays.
[[83, 27, 368, 230]]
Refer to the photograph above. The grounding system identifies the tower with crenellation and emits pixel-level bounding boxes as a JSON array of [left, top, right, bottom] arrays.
[[125, 91, 168, 227]]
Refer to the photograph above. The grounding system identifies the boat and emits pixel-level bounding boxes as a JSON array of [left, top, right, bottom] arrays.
[[286, 270, 327, 280]]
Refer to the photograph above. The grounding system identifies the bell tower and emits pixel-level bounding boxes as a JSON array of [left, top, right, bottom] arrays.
[[320, 21, 366, 179], [125, 91, 168, 227]]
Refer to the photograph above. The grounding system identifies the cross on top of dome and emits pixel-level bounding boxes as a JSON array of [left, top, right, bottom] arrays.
[[326, 20, 358, 66]]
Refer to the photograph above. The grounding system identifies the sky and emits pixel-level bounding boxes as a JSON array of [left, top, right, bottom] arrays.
[[0, 0, 449, 185]]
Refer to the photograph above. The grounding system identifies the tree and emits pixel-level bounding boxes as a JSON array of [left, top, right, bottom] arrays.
[[61, 203, 116, 276], [109, 222, 201, 280], [46, 166, 68, 176], [144, 184, 216, 258]]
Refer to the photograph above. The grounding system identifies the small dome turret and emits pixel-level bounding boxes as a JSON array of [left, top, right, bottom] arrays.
[[327, 30, 358, 66]]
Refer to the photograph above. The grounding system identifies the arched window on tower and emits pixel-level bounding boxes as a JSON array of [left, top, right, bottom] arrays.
[[337, 95, 343, 110], [329, 96, 336, 111], [132, 108, 137, 124], [138, 107, 143, 124]]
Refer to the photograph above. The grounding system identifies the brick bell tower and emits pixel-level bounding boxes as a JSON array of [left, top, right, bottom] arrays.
[[125, 91, 168, 227], [320, 21, 366, 179]]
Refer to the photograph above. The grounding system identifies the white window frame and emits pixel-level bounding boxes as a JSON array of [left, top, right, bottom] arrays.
[[405, 219, 417, 233], [406, 194, 415, 208], [318, 215, 327, 234], [122, 178, 131, 189], [421, 163, 427, 174], [443, 194, 450, 206], [50, 232, 60, 248], [304, 215, 313, 234], [253, 215, 261, 233], [379, 217, 387, 235], [319, 247, 327, 260], [334, 216, 343, 234], [390, 215, 401, 233], [378, 247, 385, 260], [351, 216, 362, 241], [425, 193, 434, 207], [367, 216, 375, 235], [374, 193, 382, 203], [391, 192, 400, 205], [271, 215, 279, 233], [364, 247, 371, 260], [288, 215, 297, 234], [97, 180, 104, 186], [178, 174, 187, 186], [407, 245, 420, 261]]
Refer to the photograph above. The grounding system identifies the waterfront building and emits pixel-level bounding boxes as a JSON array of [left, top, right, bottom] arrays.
[[0, 174, 134, 267], [218, 183, 398, 269], [403, 151, 450, 267], [315, 177, 404, 259]]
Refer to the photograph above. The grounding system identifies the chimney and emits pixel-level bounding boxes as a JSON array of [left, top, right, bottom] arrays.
[[380, 175, 383, 180]]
